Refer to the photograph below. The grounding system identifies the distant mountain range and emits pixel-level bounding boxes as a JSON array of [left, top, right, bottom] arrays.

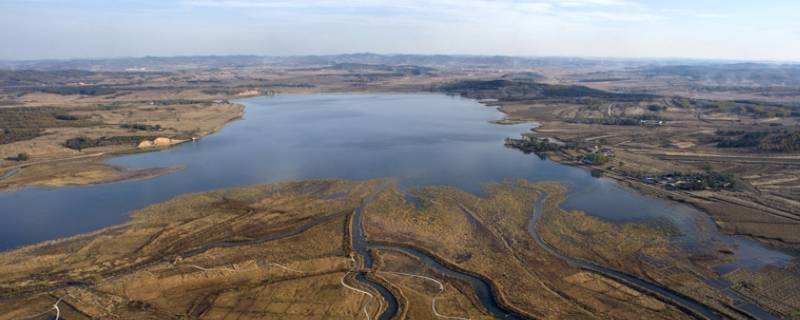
[[1, 54, 798, 87], [0, 53, 762, 72]]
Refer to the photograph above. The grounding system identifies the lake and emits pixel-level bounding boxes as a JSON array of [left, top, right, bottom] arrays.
[[0, 93, 790, 271]]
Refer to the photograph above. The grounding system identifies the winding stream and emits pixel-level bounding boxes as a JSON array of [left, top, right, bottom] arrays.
[[527, 190, 723, 320], [368, 245, 526, 320], [349, 185, 525, 319], [351, 185, 746, 320], [527, 189, 783, 320], [349, 184, 400, 320]]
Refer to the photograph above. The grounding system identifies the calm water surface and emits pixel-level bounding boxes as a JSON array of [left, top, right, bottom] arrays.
[[0, 94, 791, 271]]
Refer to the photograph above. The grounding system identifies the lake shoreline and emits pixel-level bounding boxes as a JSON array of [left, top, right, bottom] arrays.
[[0, 103, 244, 192], [485, 99, 800, 255]]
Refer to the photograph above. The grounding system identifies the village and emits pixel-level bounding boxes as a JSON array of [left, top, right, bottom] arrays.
[[505, 133, 735, 192], [637, 172, 736, 191]]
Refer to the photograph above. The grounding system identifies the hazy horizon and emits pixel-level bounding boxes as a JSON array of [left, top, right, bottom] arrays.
[[3, 52, 799, 65], [2, 0, 799, 62]]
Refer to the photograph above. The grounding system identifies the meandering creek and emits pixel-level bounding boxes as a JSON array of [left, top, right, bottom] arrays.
[[0, 94, 793, 318], [527, 190, 724, 320], [350, 184, 524, 319]]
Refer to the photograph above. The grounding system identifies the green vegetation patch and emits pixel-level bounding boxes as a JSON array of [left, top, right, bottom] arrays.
[[442, 79, 653, 101], [64, 135, 155, 151], [504, 137, 563, 159], [0, 70, 95, 86], [670, 97, 797, 118], [716, 129, 800, 152], [121, 123, 162, 131], [34, 86, 117, 96], [703, 99, 795, 118], [0, 107, 97, 144], [581, 153, 610, 165], [4, 152, 29, 162]]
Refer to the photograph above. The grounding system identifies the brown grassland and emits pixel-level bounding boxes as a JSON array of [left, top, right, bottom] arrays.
[[1, 60, 799, 319], [0, 179, 708, 320], [1, 177, 798, 319]]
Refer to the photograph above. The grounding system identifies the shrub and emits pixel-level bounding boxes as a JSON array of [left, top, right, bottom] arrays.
[[121, 123, 162, 131], [54, 114, 80, 121], [37, 86, 117, 96], [584, 153, 609, 165], [64, 137, 95, 151]]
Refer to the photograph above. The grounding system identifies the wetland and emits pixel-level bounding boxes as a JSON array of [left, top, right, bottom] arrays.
[[1, 93, 797, 319]]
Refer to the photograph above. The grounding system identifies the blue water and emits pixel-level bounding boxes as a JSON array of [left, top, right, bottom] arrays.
[[0, 94, 791, 271]]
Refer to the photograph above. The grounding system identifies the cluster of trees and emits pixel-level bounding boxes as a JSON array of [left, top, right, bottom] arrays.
[[569, 114, 664, 126], [634, 171, 737, 191], [580, 153, 610, 165], [760, 131, 800, 152], [1, 128, 41, 145], [64, 136, 154, 151], [699, 100, 797, 118], [736, 105, 793, 118], [716, 131, 769, 148], [35, 86, 117, 96], [54, 114, 80, 121], [505, 137, 561, 152], [504, 137, 565, 160], [145, 99, 210, 106], [442, 80, 652, 102], [0, 70, 95, 87], [716, 130, 800, 152], [665, 172, 736, 191], [670, 97, 797, 118], [121, 123, 162, 131], [0, 107, 93, 144]]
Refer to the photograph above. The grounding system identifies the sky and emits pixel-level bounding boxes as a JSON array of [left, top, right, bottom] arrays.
[[1, 0, 798, 61]]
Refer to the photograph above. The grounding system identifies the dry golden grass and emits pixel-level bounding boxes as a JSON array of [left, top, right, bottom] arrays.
[[363, 180, 692, 319], [1, 170, 787, 319], [535, 183, 674, 271], [0, 159, 182, 190], [373, 249, 494, 320], [0, 179, 387, 320], [528, 181, 796, 319], [0, 178, 699, 320]]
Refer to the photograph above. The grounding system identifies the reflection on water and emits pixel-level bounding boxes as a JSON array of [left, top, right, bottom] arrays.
[[0, 94, 791, 271]]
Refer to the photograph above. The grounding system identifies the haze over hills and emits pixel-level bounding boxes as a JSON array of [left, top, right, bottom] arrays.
[[3, 54, 800, 92], [2, 53, 798, 72], [0, 54, 633, 71]]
